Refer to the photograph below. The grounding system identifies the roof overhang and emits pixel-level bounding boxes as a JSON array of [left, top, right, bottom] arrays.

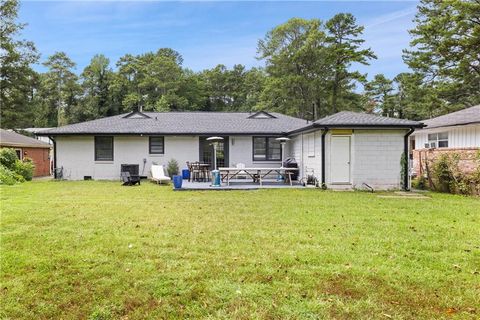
[[287, 123, 425, 135], [0, 142, 52, 149], [38, 132, 289, 137], [415, 121, 480, 131]]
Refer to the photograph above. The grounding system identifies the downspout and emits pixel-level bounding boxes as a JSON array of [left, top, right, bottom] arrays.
[[301, 133, 304, 178], [49, 136, 57, 179], [403, 128, 415, 191], [321, 127, 329, 188]]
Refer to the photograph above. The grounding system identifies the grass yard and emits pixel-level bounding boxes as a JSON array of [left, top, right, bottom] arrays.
[[1, 181, 479, 319]]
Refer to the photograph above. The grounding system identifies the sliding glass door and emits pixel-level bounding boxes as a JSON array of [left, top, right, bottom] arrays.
[[199, 137, 229, 168]]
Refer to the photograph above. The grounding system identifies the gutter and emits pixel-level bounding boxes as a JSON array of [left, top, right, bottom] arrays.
[[321, 127, 329, 188], [49, 136, 57, 179], [36, 132, 291, 137], [287, 123, 424, 136], [0, 143, 51, 149], [403, 128, 415, 191]]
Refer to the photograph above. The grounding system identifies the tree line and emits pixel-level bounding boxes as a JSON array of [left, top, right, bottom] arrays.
[[1, 0, 479, 129]]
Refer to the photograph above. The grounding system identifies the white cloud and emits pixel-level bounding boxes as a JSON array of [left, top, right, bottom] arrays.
[[364, 6, 417, 29], [359, 5, 418, 79]]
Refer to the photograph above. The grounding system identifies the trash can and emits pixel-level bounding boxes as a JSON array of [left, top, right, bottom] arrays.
[[211, 170, 221, 187], [182, 169, 190, 180], [173, 175, 183, 189]]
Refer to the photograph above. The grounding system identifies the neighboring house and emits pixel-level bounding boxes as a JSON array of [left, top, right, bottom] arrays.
[[19, 128, 54, 145], [411, 105, 480, 176], [0, 129, 52, 177], [37, 110, 423, 189]]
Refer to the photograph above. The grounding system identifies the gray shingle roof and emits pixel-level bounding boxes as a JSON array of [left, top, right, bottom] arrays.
[[37, 111, 310, 136], [313, 111, 423, 127], [421, 105, 480, 129], [0, 129, 52, 148]]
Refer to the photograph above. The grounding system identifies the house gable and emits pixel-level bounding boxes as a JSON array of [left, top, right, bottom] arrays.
[[123, 111, 151, 119], [247, 111, 277, 119]]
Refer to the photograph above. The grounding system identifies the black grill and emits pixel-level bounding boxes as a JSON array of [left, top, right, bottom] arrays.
[[283, 158, 299, 180]]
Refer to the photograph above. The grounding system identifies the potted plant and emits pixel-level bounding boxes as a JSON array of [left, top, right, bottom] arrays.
[[167, 159, 182, 189]]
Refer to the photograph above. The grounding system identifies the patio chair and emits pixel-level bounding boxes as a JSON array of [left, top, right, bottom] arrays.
[[121, 172, 141, 186], [201, 164, 210, 182], [236, 163, 248, 180], [151, 165, 171, 184], [190, 162, 202, 182]]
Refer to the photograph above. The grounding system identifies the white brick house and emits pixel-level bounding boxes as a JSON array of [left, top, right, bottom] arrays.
[[38, 110, 423, 190]]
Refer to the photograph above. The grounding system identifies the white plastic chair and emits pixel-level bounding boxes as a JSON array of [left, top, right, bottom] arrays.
[[151, 165, 171, 184], [236, 163, 247, 179]]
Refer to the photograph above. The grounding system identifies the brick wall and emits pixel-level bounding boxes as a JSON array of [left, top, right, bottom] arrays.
[[22, 147, 51, 177], [412, 147, 479, 176]]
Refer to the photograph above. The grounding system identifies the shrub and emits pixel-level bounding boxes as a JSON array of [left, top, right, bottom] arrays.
[[411, 176, 427, 190], [0, 148, 18, 170], [431, 153, 456, 193], [0, 150, 35, 184], [15, 159, 35, 181], [428, 152, 480, 195], [166, 159, 179, 177], [0, 166, 19, 185], [400, 152, 408, 190]]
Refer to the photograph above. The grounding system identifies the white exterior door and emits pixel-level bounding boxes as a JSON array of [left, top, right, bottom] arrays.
[[331, 136, 351, 183]]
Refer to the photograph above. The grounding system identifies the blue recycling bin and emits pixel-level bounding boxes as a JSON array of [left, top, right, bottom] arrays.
[[173, 175, 183, 189], [211, 170, 221, 187], [182, 169, 190, 180]]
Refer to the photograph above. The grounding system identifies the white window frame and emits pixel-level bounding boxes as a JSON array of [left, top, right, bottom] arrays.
[[427, 132, 448, 148], [307, 134, 315, 157]]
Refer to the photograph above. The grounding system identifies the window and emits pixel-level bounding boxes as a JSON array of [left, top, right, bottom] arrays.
[[253, 137, 281, 161], [149, 136, 165, 154], [307, 134, 315, 157], [94, 136, 113, 161], [427, 132, 448, 148], [15, 149, 22, 160]]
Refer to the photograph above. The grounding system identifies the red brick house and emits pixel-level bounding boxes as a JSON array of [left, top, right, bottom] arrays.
[[411, 105, 480, 176], [0, 129, 52, 177]]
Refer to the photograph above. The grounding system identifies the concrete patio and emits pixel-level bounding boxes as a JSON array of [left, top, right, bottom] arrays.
[[177, 179, 306, 191]]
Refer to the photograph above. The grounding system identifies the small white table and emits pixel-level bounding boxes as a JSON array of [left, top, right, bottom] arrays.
[[218, 167, 299, 186]]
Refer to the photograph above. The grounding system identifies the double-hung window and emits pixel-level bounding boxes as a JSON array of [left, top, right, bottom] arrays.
[[253, 137, 281, 161], [149, 136, 165, 154], [94, 136, 114, 161], [427, 132, 448, 148]]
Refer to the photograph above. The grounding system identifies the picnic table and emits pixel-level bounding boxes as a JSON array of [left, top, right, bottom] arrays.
[[218, 167, 299, 186]]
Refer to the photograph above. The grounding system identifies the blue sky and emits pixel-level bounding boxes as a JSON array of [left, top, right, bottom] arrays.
[[20, 1, 419, 80]]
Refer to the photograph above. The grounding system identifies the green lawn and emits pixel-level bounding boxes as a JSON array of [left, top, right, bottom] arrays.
[[1, 181, 479, 319]]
